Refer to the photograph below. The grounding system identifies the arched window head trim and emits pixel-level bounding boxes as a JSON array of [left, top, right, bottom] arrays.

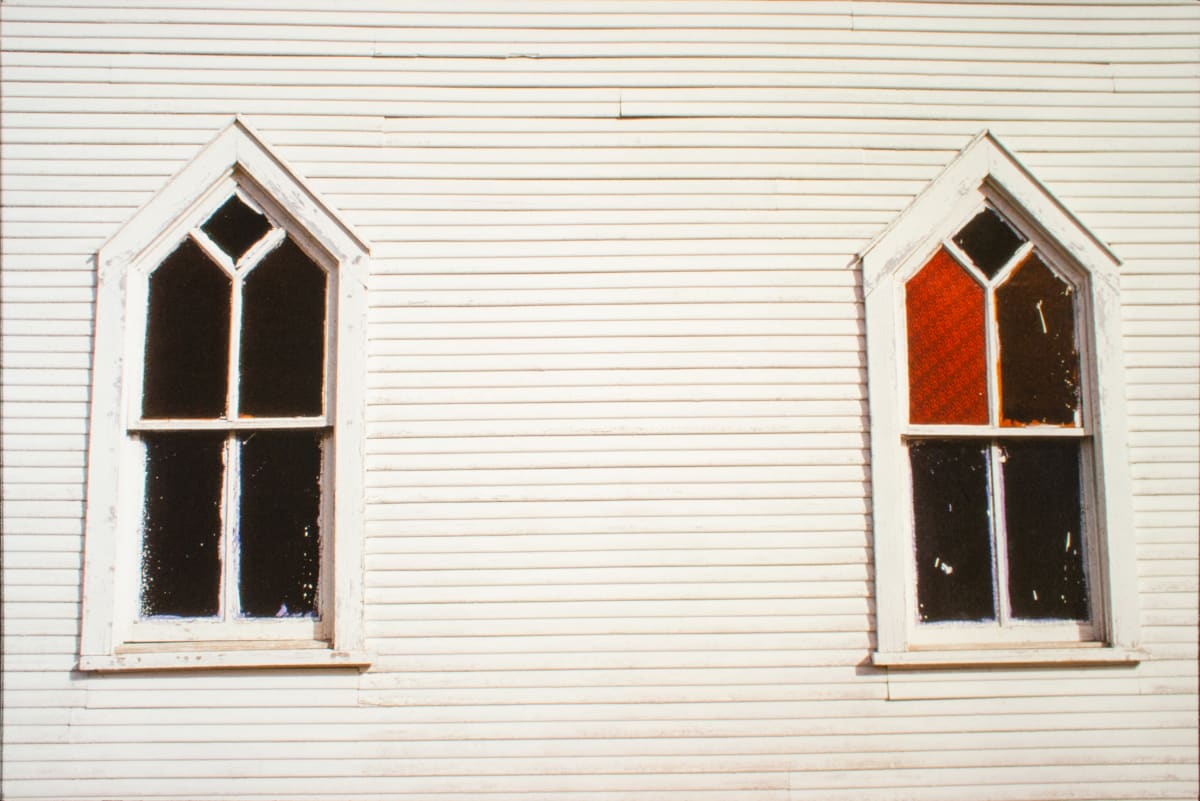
[[861, 130, 1119, 299], [100, 117, 369, 275]]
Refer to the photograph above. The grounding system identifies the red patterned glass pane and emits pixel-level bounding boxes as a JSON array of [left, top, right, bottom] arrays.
[[906, 248, 989, 425]]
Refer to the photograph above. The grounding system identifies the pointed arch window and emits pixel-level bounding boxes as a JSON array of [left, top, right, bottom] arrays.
[[861, 133, 1141, 668], [81, 120, 370, 671], [136, 192, 328, 627], [904, 208, 1089, 629]]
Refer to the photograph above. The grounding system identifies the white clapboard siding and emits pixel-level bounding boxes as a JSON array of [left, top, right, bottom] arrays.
[[1, 0, 1197, 800]]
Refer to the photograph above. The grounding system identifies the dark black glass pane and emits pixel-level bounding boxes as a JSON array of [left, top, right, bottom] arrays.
[[952, 207, 1026, 279], [200, 195, 272, 262], [238, 431, 322, 618], [1002, 439, 1089, 620], [143, 239, 231, 419], [997, 253, 1081, 426], [910, 439, 996, 623], [141, 432, 225, 618], [239, 238, 327, 417]]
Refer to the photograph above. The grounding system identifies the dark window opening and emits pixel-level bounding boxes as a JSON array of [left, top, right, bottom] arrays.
[[143, 239, 231, 419], [997, 254, 1081, 426], [201, 194, 273, 262], [238, 431, 322, 618], [239, 238, 327, 418], [1002, 439, 1089, 620], [910, 439, 996, 622], [141, 432, 225, 618], [952, 207, 1026, 279]]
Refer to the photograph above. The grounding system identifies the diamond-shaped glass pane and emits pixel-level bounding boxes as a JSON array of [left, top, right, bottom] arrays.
[[201, 195, 272, 261], [952, 207, 1026, 279]]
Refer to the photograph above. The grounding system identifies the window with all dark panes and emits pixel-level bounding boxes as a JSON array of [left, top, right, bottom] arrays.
[[136, 192, 329, 623], [904, 206, 1090, 628]]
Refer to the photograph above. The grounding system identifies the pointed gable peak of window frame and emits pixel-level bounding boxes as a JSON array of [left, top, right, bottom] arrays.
[[99, 117, 370, 276], [858, 130, 1120, 298]]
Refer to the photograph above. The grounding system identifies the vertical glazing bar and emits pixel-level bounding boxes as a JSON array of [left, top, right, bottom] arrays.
[[990, 440, 1012, 626], [221, 219, 243, 620], [983, 273, 1000, 427], [228, 267, 244, 419], [221, 434, 240, 621]]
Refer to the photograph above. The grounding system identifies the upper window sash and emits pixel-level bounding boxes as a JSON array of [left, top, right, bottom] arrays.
[[125, 181, 337, 431], [899, 208, 1090, 435]]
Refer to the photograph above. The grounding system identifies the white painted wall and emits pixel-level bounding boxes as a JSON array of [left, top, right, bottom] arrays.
[[2, 1, 1197, 799]]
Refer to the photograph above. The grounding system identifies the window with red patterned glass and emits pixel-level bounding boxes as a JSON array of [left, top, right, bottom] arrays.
[[864, 132, 1138, 667], [903, 207, 1092, 632]]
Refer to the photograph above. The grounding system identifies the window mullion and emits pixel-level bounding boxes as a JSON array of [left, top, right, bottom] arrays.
[[221, 243, 244, 623], [222, 434, 242, 622], [238, 226, 286, 271], [983, 280, 1000, 427], [228, 270, 244, 420], [940, 238, 979, 279], [190, 229, 236, 275], [990, 440, 1012, 626], [992, 240, 1035, 286], [218, 434, 238, 623]]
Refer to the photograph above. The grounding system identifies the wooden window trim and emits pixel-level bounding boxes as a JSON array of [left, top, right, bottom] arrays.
[[81, 118, 371, 672], [859, 131, 1142, 670]]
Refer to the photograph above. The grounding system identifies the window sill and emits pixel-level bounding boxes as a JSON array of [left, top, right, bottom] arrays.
[[872, 645, 1143, 670], [79, 646, 371, 673]]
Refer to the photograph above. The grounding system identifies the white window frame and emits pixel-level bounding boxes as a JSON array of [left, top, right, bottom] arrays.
[[860, 131, 1141, 669], [80, 118, 370, 671]]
